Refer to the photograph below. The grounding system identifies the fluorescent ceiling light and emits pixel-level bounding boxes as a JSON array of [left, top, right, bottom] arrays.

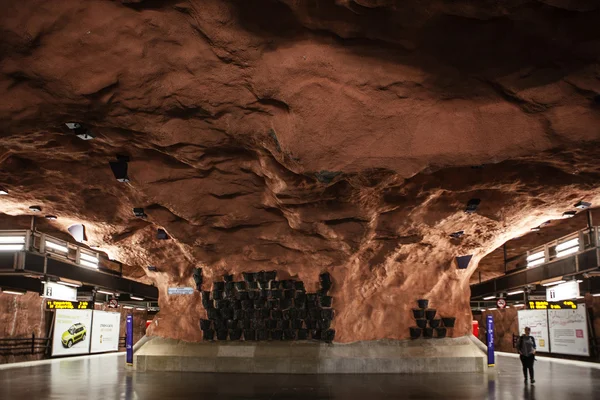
[[57, 280, 81, 288], [80, 253, 99, 263], [0, 244, 24, 251], [577, 280, 583, 283], [507, 290, 524, 296], [488, 308, 497, 311], [514, 304, 525, 308], [0, 189, 8, 195], [593, 293, 600, 297], [480, 309, 486, 311], [80, 260, 98, 269], [0, 236, 25, 243], [2, 290, 25, 295], [556, 238, 579, 252], [527, 258, 545, 268], [97, 289, 113, 296], [123, 305, 134, 309], [483, 295, 496, 300], [130, 295, 144, 301], [562, 211, 576, 218], [556, 247, 579, 258], [526, 251, 544, 262], [542, 280, 566, 287], [135, 307, 146, 311], [46, 241, 68, 253]]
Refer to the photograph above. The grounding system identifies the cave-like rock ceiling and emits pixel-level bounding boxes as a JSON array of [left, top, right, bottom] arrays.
[[1, 0, 599, 342]]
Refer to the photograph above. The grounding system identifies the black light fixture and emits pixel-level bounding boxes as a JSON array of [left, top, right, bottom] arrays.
[[109, 155, 130, 183], [562, 211, 577, 219], [29, 205, 42, 212], [574, 201, 591, 210], [593, 94, 600, 105], [465, 199, 481, 214], [157, 228, 169, 240], [45, 215, 57, 220], [456, 254, 473, 269], [147, 265, 158, 272], [540, 220, 552, 227], [450, 230, 464, 239], [133, 208, 147, 218], [530, 227, 541, 232]]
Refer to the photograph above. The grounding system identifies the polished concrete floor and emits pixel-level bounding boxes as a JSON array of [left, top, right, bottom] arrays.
[[1, 353, 599, 399]]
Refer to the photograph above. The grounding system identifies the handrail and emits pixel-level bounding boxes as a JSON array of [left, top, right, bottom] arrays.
[[0, 334, 50, 355]]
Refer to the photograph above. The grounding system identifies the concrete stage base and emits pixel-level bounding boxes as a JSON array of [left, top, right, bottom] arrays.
[[134, 336, 486, 374]]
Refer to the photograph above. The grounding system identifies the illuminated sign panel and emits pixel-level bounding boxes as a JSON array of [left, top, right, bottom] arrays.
[[528, 300, 577, 310], [46, 300, 93, 310]]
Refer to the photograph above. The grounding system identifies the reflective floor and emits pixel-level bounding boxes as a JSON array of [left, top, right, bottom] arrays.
[[1, 353, 599, 399]]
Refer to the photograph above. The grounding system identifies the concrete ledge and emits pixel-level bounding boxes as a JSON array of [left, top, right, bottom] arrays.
[[134, 336, 487, 374]]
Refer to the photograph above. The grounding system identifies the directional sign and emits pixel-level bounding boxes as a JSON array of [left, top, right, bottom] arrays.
[[168, 287, 194, 295]]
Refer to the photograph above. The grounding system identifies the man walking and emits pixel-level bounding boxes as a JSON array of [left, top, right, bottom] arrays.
[[517, 327, 536, 384]]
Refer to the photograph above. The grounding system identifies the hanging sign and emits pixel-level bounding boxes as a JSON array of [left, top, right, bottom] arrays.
[[528, 300, 577, 310], [46, 300, 93, 310], [108, 299, 119, 308], [496, 298, 506, 309], [546, 281, 579, 302], [43, 282, 77, 301], [167, 287, 194, 295], [486, 315, 495, 366]]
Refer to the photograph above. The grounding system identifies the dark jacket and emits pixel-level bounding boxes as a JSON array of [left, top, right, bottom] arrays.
[[517, 334, 537, 357]]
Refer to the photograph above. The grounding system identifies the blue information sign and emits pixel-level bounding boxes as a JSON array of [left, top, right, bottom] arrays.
[[486, 315, 495, 366], [126, 315, 133, 365]]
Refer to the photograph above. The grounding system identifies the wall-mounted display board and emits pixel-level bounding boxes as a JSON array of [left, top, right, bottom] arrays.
[[51, 309, 92, 357], [548, 305, 589, 357], [517, 309, 550, 352], [90, 311, 121, 353]]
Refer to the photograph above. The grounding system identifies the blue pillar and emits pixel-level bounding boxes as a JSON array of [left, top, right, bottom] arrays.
[[486, 314, 495, 366], [126, 314, 133, 365]]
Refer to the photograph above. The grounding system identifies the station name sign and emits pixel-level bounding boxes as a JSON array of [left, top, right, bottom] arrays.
[[528, 300, 577, 310], [45, 300, 93, 310]]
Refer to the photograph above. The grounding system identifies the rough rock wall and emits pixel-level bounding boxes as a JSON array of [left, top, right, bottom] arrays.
[[0, 292, 47, 364], [0, 0, 599, 343]]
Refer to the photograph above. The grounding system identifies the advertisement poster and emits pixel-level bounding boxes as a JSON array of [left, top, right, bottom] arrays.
[[517, 309, 550, 352], [52, 309, 93, 357], [548, 305, 589, 356], [90, 311, 121, 353]]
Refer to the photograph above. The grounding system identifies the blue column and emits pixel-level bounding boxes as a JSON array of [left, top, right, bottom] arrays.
[[486, 314, 495, 366], [126, 314, 133, 365]]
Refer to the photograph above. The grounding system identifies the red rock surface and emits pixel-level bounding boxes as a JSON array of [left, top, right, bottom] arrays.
[[0, 0, 600, 343]]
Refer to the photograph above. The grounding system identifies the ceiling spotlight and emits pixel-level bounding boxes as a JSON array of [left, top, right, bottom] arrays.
[[148, 265, 158, 272], [109, 155, 130, 183], [562, 211, 577, 219], [450, 230, 464, 239], [45, 215, 57, 220], [157, 229, 169, 240], [65, 122, 81, 130], [29, 205, 42, 212], [133, 208, 147, 218], [68, 224, 87, 243], [574, 201, 591, 210], [0, 188, 8, 195], [465, 199, 481, 214]]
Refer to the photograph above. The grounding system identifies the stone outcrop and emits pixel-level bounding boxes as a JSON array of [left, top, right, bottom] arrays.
[[0, 0, 599, 343]]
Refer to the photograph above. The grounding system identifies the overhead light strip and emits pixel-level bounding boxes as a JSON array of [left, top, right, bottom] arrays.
[[46, 240, 68, 253], [507, 290, 524, 296], [0, 236, 25, 243], [0, 244, 24, 251], [542, 280, 566, 287], [483, 295, 496, 300], [556, 238, 579, 252]]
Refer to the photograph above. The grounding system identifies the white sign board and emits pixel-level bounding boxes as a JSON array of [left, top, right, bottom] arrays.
[[90, 311, 121, 353], [52, 309, 92, 357], [43, 282, 77, 301], [168, 287, 194, 295], [546, 281, 579, 302], [517, 309, 550, 352], [548, 305, 589, 356]]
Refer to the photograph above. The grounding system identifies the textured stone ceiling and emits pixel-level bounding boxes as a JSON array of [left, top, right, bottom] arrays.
[[0, 0, 599, 342]]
